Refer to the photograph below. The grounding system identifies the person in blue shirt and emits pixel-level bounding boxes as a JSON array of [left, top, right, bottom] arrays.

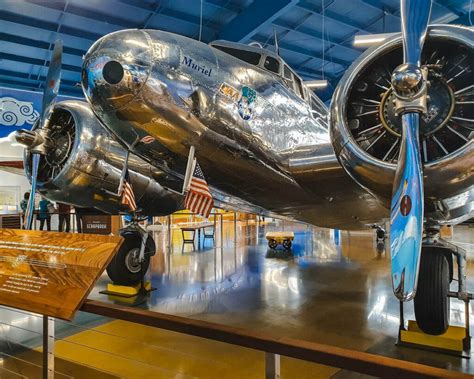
[[38, 196, 53, 231]]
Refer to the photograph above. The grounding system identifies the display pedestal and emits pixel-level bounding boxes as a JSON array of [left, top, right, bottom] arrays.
[[397, 301, 471, 358], [398, 320, 470, 358], [101, 280, 155, 298]]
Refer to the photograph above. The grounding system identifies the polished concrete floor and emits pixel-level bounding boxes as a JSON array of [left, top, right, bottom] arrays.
[[0, 220, 473, 378]]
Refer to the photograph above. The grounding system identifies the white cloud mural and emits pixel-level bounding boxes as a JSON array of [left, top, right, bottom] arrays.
[[0, 97, 39, 126]]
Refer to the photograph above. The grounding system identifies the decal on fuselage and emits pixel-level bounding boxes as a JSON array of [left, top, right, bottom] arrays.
[[237, 86, 256, 121], [218, 83, 239, 102], [181, 56, 212, 77]]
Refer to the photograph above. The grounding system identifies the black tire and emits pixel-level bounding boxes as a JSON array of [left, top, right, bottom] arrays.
[[106, 232, 155, 285], [282, 239, 292, 250], [414, 251, 450, 335], [268, 239, 278, 249]]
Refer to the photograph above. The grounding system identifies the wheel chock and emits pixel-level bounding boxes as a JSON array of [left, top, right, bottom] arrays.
[[100, 281, 156, 298], [398, 320, 471, 357]]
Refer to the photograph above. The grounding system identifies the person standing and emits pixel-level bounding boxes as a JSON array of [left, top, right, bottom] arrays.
[[38, 197, 52, 231], [20, 192, 30, 226], [57, 203, 71, 232]]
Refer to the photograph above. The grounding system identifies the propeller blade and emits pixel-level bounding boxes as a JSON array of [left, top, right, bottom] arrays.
[[24, 153, 40, 230], [389, 0, 432, 301], [390, 114, 424, 300], [41, 40, 62, 123], [400, 0, 432, 66], [22, 41, 63, 230]]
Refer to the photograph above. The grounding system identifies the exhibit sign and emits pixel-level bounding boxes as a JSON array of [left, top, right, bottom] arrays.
[[0, 229, 122, 320], [82, 215, 112, 235], [0, 87, 79, 138]]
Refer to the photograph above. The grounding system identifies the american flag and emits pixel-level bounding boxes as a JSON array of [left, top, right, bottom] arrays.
[[121, 170, 137, 211], [185, 162, 214, 219]]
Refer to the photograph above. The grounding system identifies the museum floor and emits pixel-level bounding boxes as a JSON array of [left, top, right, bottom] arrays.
[[0, 220, 473, 378]]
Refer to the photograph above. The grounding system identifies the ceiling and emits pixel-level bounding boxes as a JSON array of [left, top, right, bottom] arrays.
[[0, 0, 472, 102]]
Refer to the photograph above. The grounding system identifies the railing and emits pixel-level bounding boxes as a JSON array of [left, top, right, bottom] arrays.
[[76, 299, 471, 379], [0, 280, 472, 378]]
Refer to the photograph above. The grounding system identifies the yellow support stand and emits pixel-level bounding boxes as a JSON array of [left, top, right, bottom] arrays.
[[99, 281, 156, 306], [400, 320, 467, 354], [397, 301, 471, 358], [105, 281, 153, 297]]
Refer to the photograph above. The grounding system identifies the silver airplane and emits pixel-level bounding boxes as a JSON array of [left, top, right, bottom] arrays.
[[16, 0, 473, 335]]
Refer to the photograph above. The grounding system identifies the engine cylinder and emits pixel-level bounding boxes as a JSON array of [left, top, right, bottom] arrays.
[[24, 100, 183, 215], [331, 25, 473, 221]]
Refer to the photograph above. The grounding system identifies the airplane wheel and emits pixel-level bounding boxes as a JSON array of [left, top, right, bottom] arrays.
[[268, 239, 278, 249], [282, 239, 292, 250], [106, 232, 155, 285], [414, 251, 450, 335]]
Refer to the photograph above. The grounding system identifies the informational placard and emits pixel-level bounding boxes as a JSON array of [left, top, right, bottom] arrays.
[[82, 215, 111, 235], [0, 229, 122, 320]]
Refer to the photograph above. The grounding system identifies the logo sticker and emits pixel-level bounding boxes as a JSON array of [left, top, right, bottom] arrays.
[[218, 83, 239, 102], [237, 86, 256, 121], [0, 97, 39, 127], [400, 195, 412, 216]]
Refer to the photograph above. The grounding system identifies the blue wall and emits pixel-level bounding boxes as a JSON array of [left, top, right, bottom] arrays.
[[0, 87, 79, 138]]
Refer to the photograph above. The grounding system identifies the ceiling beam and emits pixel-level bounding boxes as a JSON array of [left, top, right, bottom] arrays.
[[0, 32, 86, 57], [218, 0, 298, 42], [0, 52, 81, 73], [0, 10, 101, 41]]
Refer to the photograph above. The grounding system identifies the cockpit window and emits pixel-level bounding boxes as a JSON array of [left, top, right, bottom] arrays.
[[293, 74, 304, 98], [264, 56, 280, 74], [283, 65, 292, 80], [213, 45, 261, 65]]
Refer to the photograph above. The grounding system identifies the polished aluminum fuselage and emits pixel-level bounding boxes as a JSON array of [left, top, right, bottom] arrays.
[[79, 28, 472, 229], [81, 29, 389, 229]]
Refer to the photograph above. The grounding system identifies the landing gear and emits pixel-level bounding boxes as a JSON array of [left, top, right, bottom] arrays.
[[106, 222, 156, 286], [411, 225, 470, 337], [414, 248, 450, 335]]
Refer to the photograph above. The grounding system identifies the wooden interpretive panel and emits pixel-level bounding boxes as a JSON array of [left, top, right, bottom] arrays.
[[0, 229, 123, 320]]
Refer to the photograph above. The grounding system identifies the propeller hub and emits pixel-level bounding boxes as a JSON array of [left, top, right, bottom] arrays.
[[391, 63, 424, 98]]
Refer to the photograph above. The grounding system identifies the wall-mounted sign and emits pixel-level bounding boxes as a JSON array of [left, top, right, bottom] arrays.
[[0, 229, 122, 320], [0, 87, 79, 138]]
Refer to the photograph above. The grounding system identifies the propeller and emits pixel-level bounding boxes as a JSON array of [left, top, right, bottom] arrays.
[[390, 0, 432, 301], [16, 41, 63, 230]]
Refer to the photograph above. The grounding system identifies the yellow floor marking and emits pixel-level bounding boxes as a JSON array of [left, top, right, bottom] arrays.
[[51, 320, 339, 378]]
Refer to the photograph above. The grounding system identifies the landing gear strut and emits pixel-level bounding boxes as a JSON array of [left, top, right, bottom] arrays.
[[410, 225, 471, 339], [106, 217, 155, 286]]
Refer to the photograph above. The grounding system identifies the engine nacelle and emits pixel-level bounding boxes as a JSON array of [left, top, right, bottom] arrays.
[[331, 25, 473, 224], [24, 100, 183, 215]]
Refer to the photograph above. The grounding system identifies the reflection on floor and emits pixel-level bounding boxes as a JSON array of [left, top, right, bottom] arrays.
[[1, 220, 473, 378]]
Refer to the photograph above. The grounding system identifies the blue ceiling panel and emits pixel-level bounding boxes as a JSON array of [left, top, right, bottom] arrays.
[[0, 0, 472, 102]]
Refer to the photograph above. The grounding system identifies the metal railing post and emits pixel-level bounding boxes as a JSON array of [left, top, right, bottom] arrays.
[[42, 316, 54, 379], [265, 352, 280, 379]]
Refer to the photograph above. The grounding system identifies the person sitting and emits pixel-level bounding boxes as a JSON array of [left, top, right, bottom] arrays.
[[38, 196, 53, 231]]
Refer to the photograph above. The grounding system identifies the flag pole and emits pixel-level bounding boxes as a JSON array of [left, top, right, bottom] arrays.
[[182, 146, 195, 194]]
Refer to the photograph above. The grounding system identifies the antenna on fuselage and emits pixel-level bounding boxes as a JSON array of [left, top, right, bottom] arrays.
[[274, 29, 280, 56]]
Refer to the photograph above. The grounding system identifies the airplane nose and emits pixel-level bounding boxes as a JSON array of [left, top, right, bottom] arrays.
[[102, 60, 124, 85], [81, 30, 152, 110]]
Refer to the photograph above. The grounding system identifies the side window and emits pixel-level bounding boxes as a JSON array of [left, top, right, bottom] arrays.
[[293, 74, 304, 98], [283, 65, 292, 80], [264, 56, 280, 74], [310, 96, 326, 119], [214, 45, 261, 65]]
